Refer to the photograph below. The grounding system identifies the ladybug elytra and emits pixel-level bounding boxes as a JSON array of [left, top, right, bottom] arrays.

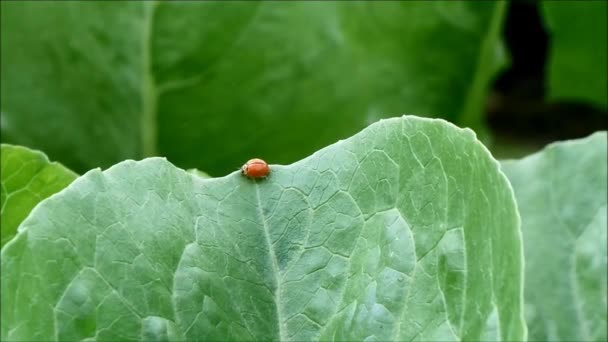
[[241, 158, 270, 179]]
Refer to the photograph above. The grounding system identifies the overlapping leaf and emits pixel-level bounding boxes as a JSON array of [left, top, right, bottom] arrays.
[[0, 144, 77, 248], [502, 132, 607, 341]]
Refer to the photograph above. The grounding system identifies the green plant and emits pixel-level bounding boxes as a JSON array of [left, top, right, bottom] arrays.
[[0, 1, 506, 175], [1, 2, 606, 341], [3, 117, 528, 341], [0, 145, 76, 247], [502, 132, 607, 342]]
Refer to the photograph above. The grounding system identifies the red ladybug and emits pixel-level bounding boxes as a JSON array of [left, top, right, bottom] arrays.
[[241, 158, 270, 179]]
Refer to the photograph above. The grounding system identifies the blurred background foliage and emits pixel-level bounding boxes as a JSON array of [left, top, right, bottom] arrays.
[[489, 0, 607, 157], [1, 0, 606, 176]]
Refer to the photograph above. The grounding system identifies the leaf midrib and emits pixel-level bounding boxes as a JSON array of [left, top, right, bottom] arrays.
[[255, 183, 288, 341], [141, 0, 158, 158], [459, 2, 506, 131]]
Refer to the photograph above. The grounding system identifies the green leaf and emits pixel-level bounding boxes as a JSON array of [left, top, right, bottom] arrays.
[[1, 1, 506, 175], [1, 116, 525, 341], [541, 1, 608, 108], [0, 144, 77, 248], [501, 132, 607, 341]]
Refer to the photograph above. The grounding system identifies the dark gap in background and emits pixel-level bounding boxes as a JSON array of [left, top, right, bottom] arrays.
[[487, 0, 607, 157]]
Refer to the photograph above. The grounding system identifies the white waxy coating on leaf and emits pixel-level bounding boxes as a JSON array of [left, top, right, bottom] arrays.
[[502, 132, 607, 342], [1, 116, 526, 341]]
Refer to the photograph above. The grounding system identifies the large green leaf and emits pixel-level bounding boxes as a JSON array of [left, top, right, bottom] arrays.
[[0, 144, 77, 248], [502, 132, 607, 341], [541, 1, 608, 108], [0, 1, 505, 175], [1, 116, 525, 341]]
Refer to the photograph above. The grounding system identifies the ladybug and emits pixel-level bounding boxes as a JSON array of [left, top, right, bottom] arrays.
[[241, 158, 270, 179]]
